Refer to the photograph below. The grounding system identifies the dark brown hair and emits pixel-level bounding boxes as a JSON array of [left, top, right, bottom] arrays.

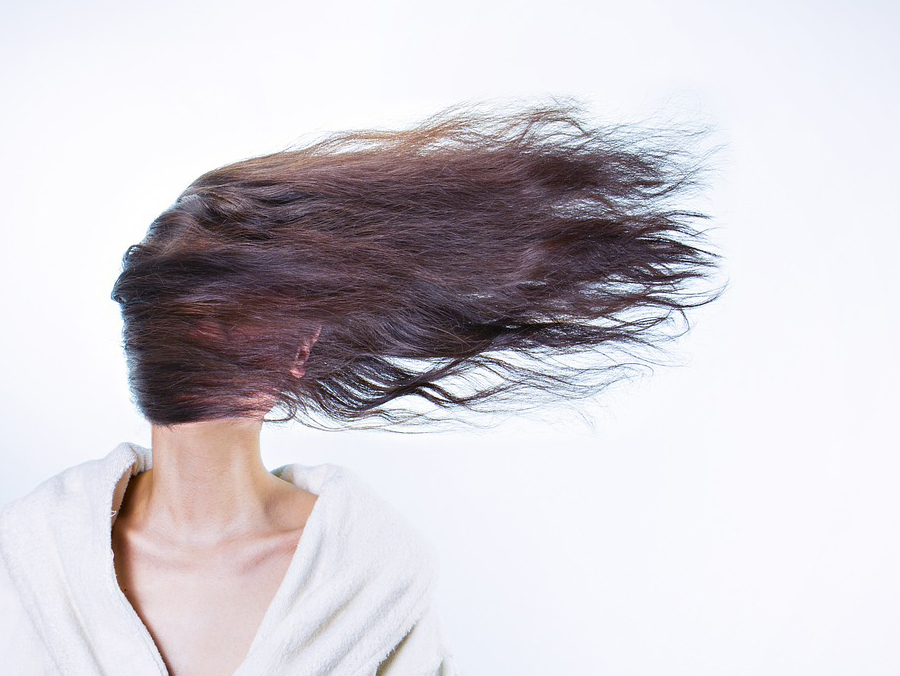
[[110, 97, 726, 432]]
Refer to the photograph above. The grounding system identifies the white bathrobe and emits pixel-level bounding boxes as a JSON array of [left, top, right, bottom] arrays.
[[0, 442, 456, 675]]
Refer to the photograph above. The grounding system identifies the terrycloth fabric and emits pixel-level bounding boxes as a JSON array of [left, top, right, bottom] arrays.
[[0, 442, 457, 675]]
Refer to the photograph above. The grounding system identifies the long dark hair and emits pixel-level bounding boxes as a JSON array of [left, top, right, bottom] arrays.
[[111, 97, 726, 432]]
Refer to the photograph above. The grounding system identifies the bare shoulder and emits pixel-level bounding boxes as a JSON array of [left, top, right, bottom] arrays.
[[270, 480, 319, 534]]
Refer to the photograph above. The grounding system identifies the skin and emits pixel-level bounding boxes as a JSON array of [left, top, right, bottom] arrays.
[[111, 330, 321, 676]]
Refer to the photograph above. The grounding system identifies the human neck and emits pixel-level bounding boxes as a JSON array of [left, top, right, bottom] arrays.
[[122, 417, 294, 547]]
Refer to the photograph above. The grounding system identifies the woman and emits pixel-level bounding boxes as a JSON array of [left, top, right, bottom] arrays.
[[0, 97, 724, 675]]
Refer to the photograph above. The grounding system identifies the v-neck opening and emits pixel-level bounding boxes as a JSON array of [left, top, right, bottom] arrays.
[[104, 445, 328, 676]]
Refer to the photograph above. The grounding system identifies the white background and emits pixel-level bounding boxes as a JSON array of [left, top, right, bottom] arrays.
[[1, 1, 898, 674]]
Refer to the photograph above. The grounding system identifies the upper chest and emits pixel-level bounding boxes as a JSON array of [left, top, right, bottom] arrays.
[[111, 524, 305, 676]]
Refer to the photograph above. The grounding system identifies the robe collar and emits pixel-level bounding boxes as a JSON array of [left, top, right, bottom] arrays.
[[0, 442, 438, 675]]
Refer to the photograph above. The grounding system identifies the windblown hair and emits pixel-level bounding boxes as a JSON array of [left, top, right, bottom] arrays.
[[111, 97, 726, 432]]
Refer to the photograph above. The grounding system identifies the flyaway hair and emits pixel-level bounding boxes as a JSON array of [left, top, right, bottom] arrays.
[[110, 97, 727, 432]]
